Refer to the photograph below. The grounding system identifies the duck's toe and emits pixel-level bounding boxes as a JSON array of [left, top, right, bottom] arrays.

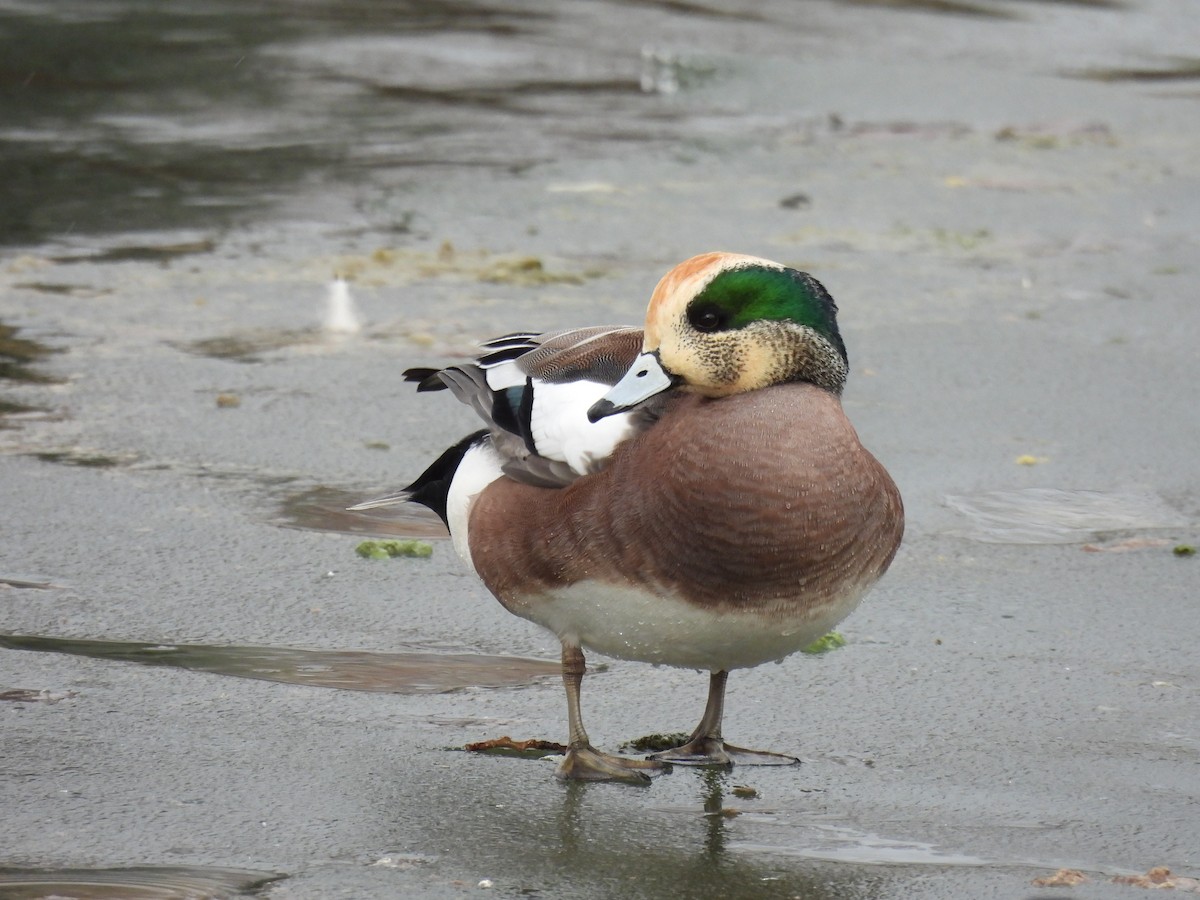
[[555, 746, 666, 785], [721, 743, 801, 767], [649, 737, 799, 768]]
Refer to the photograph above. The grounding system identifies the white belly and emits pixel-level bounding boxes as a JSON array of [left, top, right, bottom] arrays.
[[513, 581, 867, 672]]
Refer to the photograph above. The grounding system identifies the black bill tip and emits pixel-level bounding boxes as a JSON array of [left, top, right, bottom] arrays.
[[587, 398, 618, 423]]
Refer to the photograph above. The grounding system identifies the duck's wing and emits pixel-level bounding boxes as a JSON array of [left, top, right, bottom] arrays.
[[408, 326, 651, 488]]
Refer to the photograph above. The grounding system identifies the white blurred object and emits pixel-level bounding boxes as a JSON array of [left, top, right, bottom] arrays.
[[639, 46, 715, 95], [323, 277, 362, 335], [640, 45, 679, 95]]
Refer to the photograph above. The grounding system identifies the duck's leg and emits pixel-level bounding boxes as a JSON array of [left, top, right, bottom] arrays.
[[554, 644, 664, 784], [649, 670, 800, 767]]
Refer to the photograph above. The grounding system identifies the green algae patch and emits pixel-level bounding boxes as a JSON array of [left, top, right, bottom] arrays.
[[332, 243, 595, 287], [476, 255, 586, 286], [355, 539, 433, 559], [177, 328, 319, 363], [620, 732, 691, 754], [801, 631, 846, 654]]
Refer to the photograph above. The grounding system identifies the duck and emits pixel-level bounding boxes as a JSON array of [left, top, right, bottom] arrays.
[[353, 251, 904, 784]]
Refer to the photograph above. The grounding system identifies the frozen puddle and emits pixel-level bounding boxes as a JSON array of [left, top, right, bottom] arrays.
[[733, 822, 991, 867], [944, 488, 1189, 544]]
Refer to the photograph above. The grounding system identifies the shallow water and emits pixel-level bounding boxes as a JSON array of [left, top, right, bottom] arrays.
[[7, 0, 1192, 254], [0, 321, 61, 421], [0, 1, 675, 249], [0, 634, 558, 693], [275, 485, 447, 538], [0, 865, 282, 900]]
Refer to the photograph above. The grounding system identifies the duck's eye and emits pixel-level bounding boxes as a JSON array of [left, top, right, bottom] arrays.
[[687, 302, 728, 333]]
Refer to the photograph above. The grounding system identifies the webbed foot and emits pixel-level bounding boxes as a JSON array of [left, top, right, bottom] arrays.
[[649, 736, 799, 768], [555, 745, 667, 785]]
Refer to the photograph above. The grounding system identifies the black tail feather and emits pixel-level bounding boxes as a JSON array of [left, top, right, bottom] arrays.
[[403, 367, 448, 392]]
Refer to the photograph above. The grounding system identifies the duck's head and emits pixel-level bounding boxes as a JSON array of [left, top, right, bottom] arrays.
[[588, 252, 848, 422]]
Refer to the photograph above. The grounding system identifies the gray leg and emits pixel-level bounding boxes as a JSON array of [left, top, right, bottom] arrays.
[[649, 671, 800, 767], [554, 644, 664, 784]]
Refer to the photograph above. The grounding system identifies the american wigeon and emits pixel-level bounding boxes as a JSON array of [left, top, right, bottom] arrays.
[[354, 251, 903, 784]]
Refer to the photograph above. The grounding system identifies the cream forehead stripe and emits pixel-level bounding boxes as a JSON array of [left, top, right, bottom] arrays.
[[643, 252, 789, 349]]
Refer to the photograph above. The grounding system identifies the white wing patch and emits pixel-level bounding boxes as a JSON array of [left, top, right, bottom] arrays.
[[527, 379, 639, 476], [482, 358, 528, 392]]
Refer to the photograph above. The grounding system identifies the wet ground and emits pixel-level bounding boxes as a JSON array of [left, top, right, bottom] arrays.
[[2, 1, 1198, 898]]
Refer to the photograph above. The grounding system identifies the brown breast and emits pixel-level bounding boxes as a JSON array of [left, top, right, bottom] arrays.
[[469, 382, 903, 615]]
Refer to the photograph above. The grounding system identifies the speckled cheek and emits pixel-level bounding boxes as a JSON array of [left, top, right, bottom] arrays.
[[709, 341, 745, 388], [676, 333, 744, 394], [736, 340, 782, 392]]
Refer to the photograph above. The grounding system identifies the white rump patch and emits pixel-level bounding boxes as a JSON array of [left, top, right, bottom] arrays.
[[446, 440, 504, 574]]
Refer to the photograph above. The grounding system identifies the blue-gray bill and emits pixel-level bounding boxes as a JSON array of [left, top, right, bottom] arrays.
[[587, 351, 676, 422]]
